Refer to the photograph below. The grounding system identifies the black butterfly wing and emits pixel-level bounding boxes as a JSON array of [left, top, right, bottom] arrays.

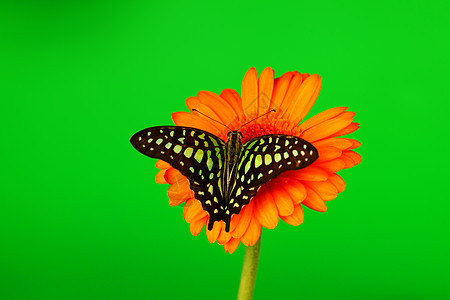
[[219, 135, 318, 232], [220, 181, 260, 232], [130, 126, 226, 226], [218, 134, 318, 229], [236, 134, 319, 188], [130, 126, 225, 183]]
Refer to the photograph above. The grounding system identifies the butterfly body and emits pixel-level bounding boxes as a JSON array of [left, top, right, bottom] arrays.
[[223, 131, 243, 202], [130, 126, 318, 232]]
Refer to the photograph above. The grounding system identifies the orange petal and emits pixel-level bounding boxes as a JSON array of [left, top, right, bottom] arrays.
[[183, 198, 196, 219], [190, 217, 207, 236], [313, 138, 353, 150], [196, 91, 238, 127], [281, 178, 307, 205], [206, 220, 222, 243], [155, 169, 168, 184], [185, 97, 231, 138], [341, 152, 356, 168], [220, 89, 245, 122], [253, 191, 278, 229], [263, 185, 294, 216], [165, 169, 192, 203], [167, 179, 192, 203], [155, 159, 171, 169], [328, 173, 346, 193], [305, 181, 338, 201], [183, 198, 208, 222], [229, 210, 243, 233], [241, 67, 259, 119], [281, 205, 304, 226], [296, 76, 322, 124], [328, 122, 360, 138], [343, 150, 362, 167], [301, 117, 353, 142], [340, 111, 356, 119], [343, 138, 361, 149], [169, 196, 188, 207], [231, 201, 254, 239], [164, 168, 184, 184], [301, 187, 327, 212], [223, 238, 240, 254], [258, 67, 274, 114], [270, 71, 294, 114], [315, 158, 346, 173], [217, 222, 232, 245], [186, 96, 222, 124], [172, 111, 222, 137], [290, 74, 322, 125], [298, 107, 348, 132], [287, 167, 328, 181], [240, 218, 262, 247], [279, 72, 304, 119], [315, 146, 342, 163]]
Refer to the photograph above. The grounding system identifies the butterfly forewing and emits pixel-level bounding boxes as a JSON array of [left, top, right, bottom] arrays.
[[236, 134, 319, 188], [130, 126, 225, 184]]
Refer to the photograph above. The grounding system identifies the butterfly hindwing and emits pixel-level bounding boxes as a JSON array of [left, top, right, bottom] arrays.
[[220, 182, 259, 231], [236, 134, 319, 188]]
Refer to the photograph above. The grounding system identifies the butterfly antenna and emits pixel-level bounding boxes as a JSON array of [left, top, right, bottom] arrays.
[[192, 109, 233, 131], [238, 109, 276, 130]]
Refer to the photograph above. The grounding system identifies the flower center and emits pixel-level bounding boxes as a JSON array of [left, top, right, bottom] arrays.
[[239, 116, 300, 144]]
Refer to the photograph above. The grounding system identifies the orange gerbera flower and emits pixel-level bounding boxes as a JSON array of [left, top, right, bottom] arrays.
[[155, 67, 361, 253]]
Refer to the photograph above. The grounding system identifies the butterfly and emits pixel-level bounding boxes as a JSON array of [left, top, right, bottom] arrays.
[[130, 112, 319, 232]]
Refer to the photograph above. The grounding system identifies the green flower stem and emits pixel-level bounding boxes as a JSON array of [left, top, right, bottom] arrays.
[[237, 235, 261, 300]]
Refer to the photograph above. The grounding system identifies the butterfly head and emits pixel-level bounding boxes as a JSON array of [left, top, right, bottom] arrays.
[[227, 131, 243, 143], [225, 131, 243, 157]]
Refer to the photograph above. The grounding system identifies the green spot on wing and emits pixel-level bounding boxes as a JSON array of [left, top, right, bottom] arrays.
[[215, 147, 222, 169], [184, 147, 194, 158], [255, 154, 263, 168], [194, 149, 204, 163], [238, 150, 249, 169], [248, 140, 258, 148], [210, 137, 219, 146], [207, 150, 214, 171], [173, 145, 182, 153], [245, 160, 251, 174]]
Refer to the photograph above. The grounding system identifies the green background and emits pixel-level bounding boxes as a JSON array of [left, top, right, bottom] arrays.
[[1, 1, 449, 299]]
